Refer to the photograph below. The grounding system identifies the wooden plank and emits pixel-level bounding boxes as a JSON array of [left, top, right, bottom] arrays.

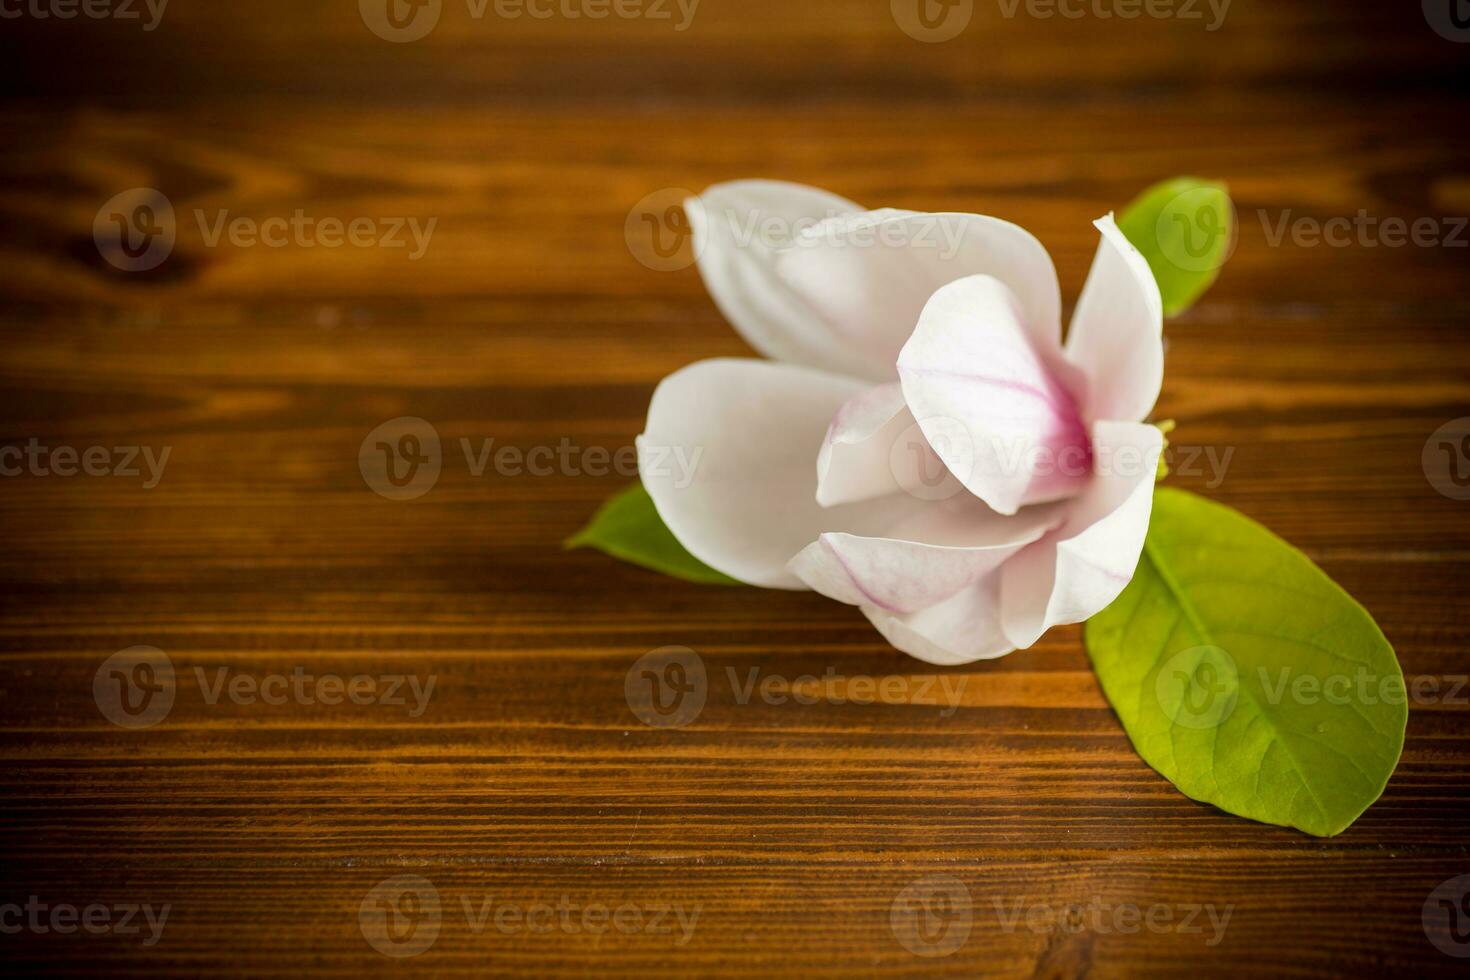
[[2, 2, 1469, 976]]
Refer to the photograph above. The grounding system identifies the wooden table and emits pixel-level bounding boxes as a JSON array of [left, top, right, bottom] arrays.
[[2, 2, 1467, 975]]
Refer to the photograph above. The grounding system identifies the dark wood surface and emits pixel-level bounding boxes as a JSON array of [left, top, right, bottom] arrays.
[[2, 1, 1468, 975]]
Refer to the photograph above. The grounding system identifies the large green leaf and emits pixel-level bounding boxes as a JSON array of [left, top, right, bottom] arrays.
[[1117, 177, 1234, 316], [1085, 488, 1405, 837], [566, 483, 741, 586]]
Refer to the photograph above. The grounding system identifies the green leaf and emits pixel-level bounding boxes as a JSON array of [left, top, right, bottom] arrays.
[[1117, 177, 1234, 316], [566, 483, 742, 586], [1085, 488, 1405, 837]]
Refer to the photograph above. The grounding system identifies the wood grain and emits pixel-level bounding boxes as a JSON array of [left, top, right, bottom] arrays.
[[2, 0, 1469, 975]]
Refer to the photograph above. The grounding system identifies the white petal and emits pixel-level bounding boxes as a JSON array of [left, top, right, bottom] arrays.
[[861, 574, 1015, 665], [776, 210, 1064, 376], [815, 383, 920, 507], [999, 420, 1164, 650], [1064, 214, 1165, 424], [687, 181, 887, 381], [638, 358, 920, 589], [788, 499, 1062, 613], [897, 274, 1092, 516]]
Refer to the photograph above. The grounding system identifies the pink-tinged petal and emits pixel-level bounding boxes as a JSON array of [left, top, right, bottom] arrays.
[[776, 211, 1064, 374], [687, 181, 890, 382], [818, 381, 996, 507], [862, 574, 1015, 665], [638, 358, 921, 589], [788, 499, 1063, 613], [897, 274, 1092, 516], [816, 383, 921, 506], [999, 420, 1164, 650], [1065, 215, 1165, 424]]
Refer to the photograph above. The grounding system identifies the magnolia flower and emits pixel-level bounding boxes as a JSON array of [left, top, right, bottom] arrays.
[[638, 180, 1165, 664]]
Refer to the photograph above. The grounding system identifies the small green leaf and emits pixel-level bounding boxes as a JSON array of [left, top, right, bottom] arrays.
[[1085, 488, 1405, 837], [566, 483, 742, 586], [1117, 177, 1234, 316]]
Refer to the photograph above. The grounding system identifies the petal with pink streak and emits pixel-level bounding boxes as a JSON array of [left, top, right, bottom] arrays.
[[898, 274, 1092, 516], [788, 498, 1062, 613], [861, 574, 1015, 665]]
